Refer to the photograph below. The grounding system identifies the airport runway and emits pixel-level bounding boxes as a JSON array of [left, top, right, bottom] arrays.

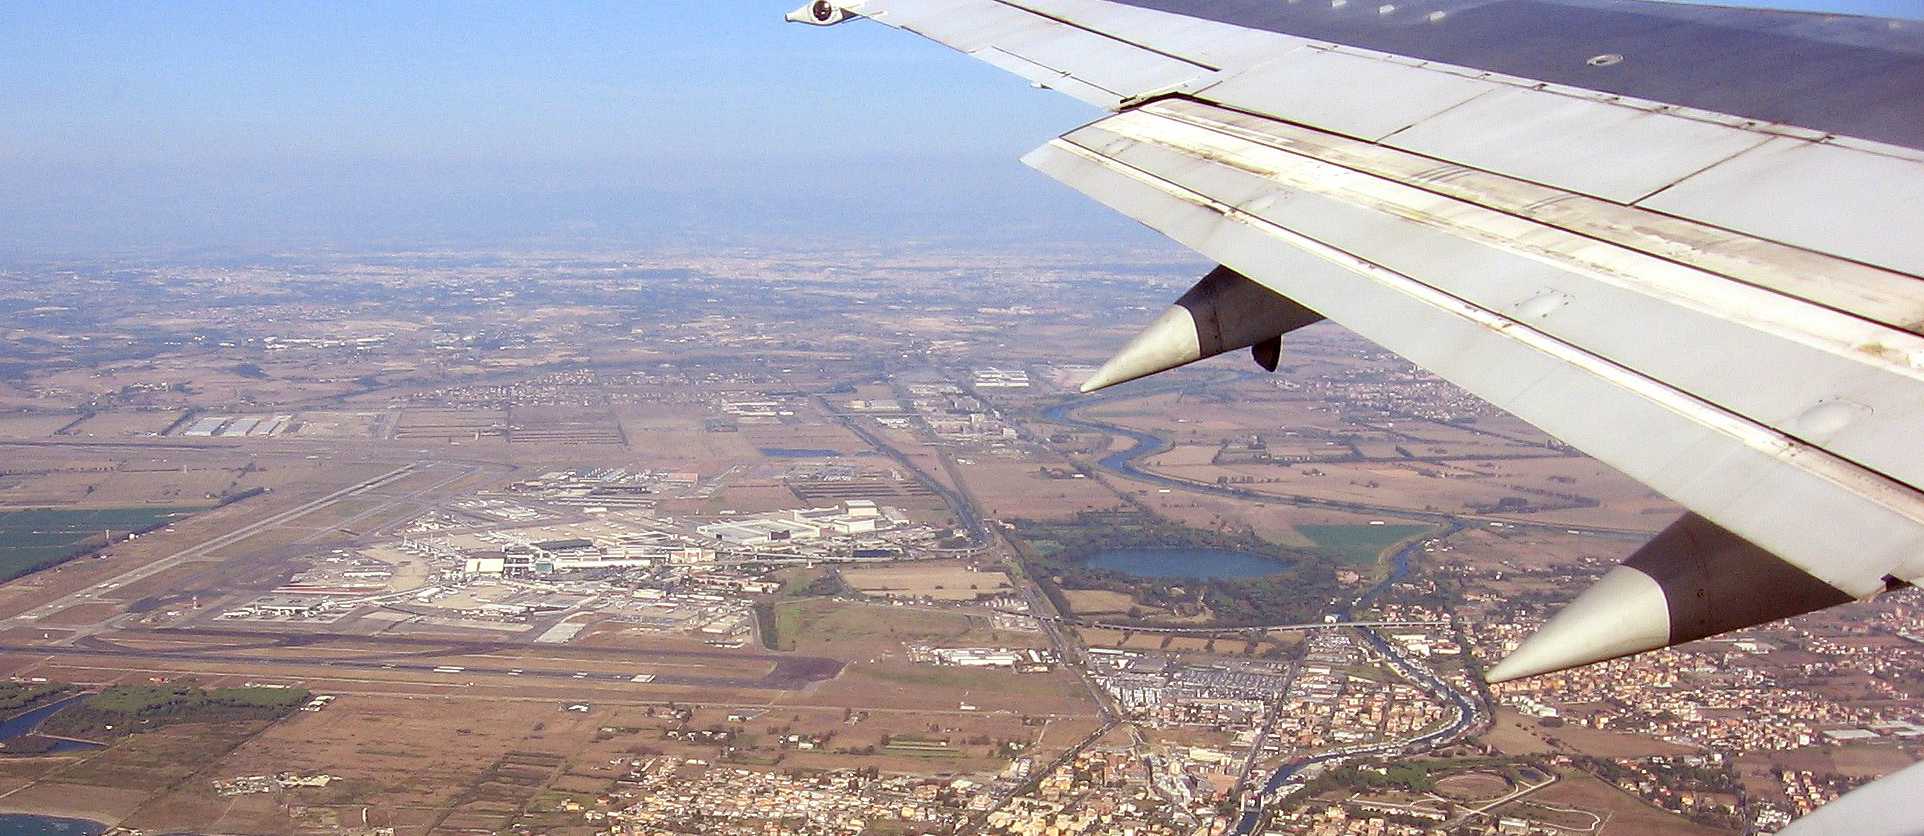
[[14, 463, 424, 628], [0, 627, 843, 691]]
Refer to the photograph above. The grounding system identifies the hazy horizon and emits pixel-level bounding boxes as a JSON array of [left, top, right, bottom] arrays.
[[4, 0, 1916, 258]]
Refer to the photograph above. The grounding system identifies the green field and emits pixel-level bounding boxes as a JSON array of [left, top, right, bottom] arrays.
[[762, 598, 1010, 654], [0, 506, 204, 581], [42, 683, 310, 740], [763, 600, 808, 652], [1298, 524, 1433, 565]]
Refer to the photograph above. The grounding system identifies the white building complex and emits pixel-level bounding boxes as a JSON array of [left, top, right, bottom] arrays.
[[697, 501, 891, 547]]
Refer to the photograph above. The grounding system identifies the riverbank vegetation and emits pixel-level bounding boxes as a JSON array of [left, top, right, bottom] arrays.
[[0, 682, 76, 715]]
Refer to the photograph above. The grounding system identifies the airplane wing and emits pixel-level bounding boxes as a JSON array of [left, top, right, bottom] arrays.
[[784, 0, 1924, 685], [1778, 759, 1924, 836]]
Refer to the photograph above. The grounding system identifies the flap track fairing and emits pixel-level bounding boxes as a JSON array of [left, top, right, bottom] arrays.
[[1081, 265, 1322, 392], [1486, 513, 1856, 682]]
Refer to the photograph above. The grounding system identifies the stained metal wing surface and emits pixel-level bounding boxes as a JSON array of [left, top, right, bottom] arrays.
[[785, 0, 1924, 687]]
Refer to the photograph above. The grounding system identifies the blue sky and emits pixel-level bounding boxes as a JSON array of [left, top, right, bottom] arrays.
[[0, 1, 1915, 255], [1, 2, 1096, 168], [1, 1, 1111, 254]]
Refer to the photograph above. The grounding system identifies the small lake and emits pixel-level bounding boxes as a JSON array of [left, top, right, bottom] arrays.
[[1087, 547, 1287, 580], [0, 815, 107, 836]]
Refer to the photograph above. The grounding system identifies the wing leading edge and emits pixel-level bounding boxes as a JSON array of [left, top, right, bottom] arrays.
[[784, 0, 1924, 680]]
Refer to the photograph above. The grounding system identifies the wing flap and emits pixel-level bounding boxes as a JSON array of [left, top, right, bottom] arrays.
[[1161, 100, 1924, 336], [1024, 105, 1924, 598], [1067, 102, 1924, 500]]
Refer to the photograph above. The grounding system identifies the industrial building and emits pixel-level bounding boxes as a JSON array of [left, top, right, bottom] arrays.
[[697, 501, 894, 548]]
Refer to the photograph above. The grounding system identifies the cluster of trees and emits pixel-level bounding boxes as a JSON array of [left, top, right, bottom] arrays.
[[1578, 756, 1742, 796], [753, 603, 784, 651], [214, 486, 268, 507], [1183, 569, 1344, 626], [41, 684, 310, 740], [800, 572, 845, 597]]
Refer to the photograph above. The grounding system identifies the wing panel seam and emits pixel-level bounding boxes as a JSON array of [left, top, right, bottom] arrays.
[[982, 0, 1221, 72]]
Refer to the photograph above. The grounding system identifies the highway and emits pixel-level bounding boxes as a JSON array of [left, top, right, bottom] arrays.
[[831, 388, 1135, 835], [823, 394, 990, 547], [1048, 617, 1452, 636]]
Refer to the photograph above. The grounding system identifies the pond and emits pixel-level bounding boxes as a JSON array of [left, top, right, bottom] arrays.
[[1087, 547, 1288, 580]]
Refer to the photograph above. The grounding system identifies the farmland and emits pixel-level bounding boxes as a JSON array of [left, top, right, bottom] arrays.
[[0, 506, 203, 581]]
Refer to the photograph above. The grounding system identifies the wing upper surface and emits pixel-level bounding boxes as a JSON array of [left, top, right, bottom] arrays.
[[1112, 0, 1924, 151]]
